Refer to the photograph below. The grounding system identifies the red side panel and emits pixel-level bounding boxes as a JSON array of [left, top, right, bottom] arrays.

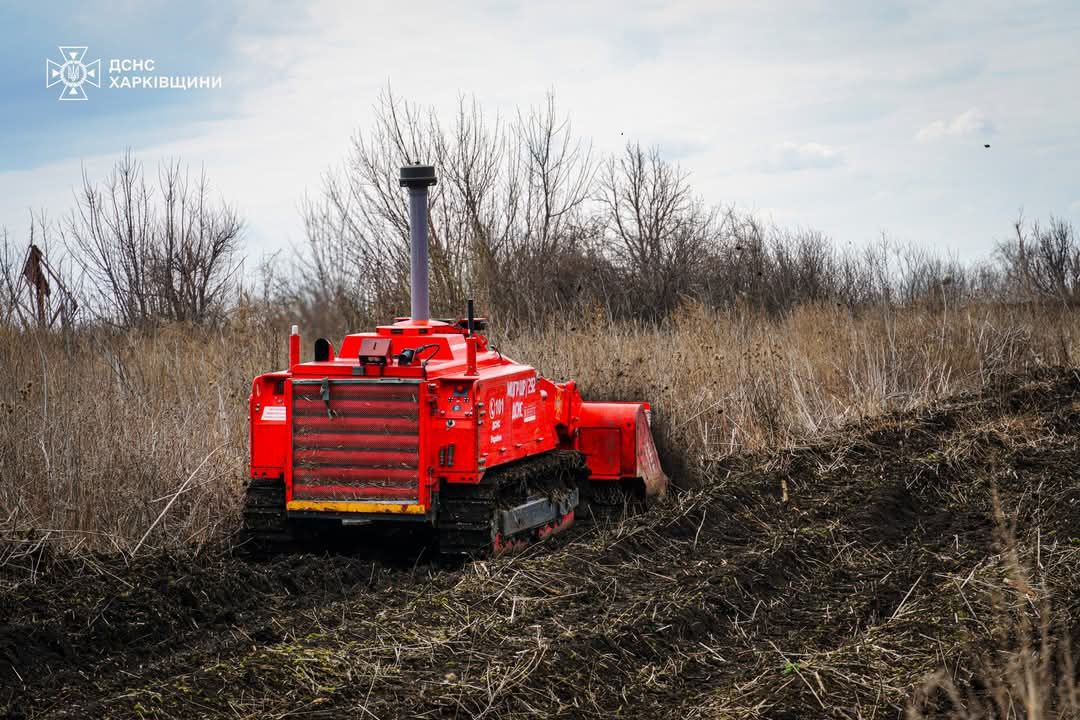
[[468, 369, 558, 479], [633, 406, 667, 497], [578, 427, 621, 476], [250, 373, 288, 478], [576, 402, 668, 497]]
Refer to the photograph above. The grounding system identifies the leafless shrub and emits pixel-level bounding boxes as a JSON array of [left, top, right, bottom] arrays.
[[65, 151, 243, 327], [998, 215, 1080, 305], [597, 143, 717, 318]]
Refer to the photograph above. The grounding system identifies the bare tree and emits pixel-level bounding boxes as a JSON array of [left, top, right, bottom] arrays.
[[155, 161, 243, 322], [300, 88, 597, 327], [308, 88, 448, 320], [999, 215, 1080, 304], [68, 154, 154, 325], [514, 94, 595, 256], [65, 152, 243, 326], [598, 143, 716, 317]]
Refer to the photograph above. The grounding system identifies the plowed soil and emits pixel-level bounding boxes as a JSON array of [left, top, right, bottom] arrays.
[[3, 368, 1080, 719]]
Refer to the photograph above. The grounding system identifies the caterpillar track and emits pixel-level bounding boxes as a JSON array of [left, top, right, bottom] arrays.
[[239, 477, 292, 556], [581, 479, 646, 523], [438, 450, 590, 556], [238, 449, 650, 559]]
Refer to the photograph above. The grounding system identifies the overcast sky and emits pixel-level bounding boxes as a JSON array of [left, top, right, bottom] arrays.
[[2, 0, 1078, 261]]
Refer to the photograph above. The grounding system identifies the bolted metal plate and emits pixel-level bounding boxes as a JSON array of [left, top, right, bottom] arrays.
[[498, 489, 579, 536]]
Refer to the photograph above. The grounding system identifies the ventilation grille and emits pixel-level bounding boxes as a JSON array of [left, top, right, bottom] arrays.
[[291, 381, 420, 503]]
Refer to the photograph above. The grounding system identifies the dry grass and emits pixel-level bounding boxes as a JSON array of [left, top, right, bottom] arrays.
[[0, 301, 1076, 556], [6, 366, 1079, 718], [906, 495, 1080, 720], [508, 301, 1075, 480], [0, 321, 279, 557]]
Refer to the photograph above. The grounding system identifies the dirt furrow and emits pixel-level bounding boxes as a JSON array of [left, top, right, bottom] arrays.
[[4, 369, 1080, 719]]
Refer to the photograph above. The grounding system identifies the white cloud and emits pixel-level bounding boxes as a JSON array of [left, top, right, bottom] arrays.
[[3, 1, 1079, 264], [915, 107, 994, 142], [767, 142, 844, 172]]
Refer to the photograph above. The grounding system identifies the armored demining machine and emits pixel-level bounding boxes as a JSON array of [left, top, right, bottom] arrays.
[[243, 164, 668, 556]]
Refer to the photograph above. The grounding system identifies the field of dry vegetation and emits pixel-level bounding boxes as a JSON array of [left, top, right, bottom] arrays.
[[1, 301, 1074, 557], [4, 93, 1080, 717], [2, 320, 1079, 719]]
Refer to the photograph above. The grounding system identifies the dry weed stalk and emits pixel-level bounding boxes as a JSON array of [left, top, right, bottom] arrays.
[[0, 301, 1076, 556]]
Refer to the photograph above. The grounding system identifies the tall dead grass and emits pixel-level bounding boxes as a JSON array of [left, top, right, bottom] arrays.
[[508, 301, 1074, 480], [907, 494, 1080, 719], [0, 301, 1076, 555], [0, 320, 280, 557]]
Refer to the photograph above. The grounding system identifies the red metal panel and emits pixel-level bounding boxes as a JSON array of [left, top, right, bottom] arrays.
[[293, 466, 418, 482], [295, 432, 419, 452], [633, 406, 668, 497], [294, 383, 417, 399], [577, 427, 622, 477], [289, 381, 423, 503], [293, 398, 418, 417], [293, 448, 418, 467], [575, 401, 668, 497], [472, 368, 558, 475], [293, 415, 419, 435], [292, 484, 419, 500], [250, 373, 288, 477]]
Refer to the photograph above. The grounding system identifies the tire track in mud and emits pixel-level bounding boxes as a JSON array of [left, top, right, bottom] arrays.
[[5, 369, 1080, 719]]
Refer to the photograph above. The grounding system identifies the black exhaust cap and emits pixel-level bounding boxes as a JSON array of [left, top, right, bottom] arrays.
[[399, 164, 437, 188]]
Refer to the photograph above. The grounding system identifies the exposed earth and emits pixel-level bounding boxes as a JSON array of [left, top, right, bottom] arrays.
[[3, 368, 1079, 718]]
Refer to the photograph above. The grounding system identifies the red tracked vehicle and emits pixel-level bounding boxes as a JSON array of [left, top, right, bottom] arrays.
[[244, 164, 667, 555]]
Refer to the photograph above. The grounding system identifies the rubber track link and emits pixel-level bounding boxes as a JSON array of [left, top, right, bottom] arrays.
[[437, 450, 588, 557], [238, 477, 292, 556]]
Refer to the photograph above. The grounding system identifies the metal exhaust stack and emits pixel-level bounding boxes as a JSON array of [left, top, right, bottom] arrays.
[[399, 164, 437, 322]]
